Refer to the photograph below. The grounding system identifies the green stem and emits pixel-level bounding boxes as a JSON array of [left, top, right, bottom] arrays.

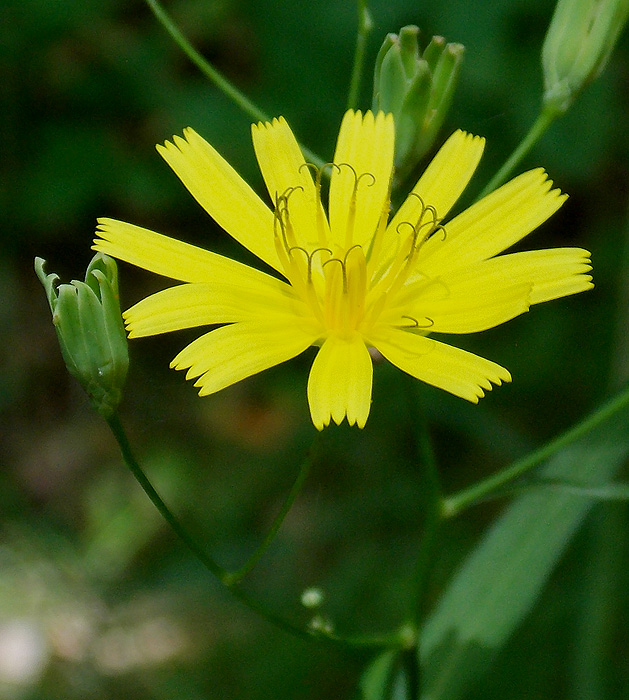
[[347, 0, 374, 111], [144, 0, 325, 169], [478, 106, 560, 199], [443, 383, 629, 517], [505, 479, 629, 502], [410, 398, 443, 626], [106, 412, 316, 641], [106, 412, 410, 650], [225, 438, 320, 585], [404, 383, 444, 699], [145, 0, 267, 122], [107, 412, 229, 583]]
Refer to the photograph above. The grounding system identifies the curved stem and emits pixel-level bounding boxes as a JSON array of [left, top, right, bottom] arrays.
[[106, 412, 411, 649], [107, 413, 230, 583], [144, 0, 325, 169], [478, 106, 559, 199], [225, 437, 320, 585], [443, 383, 629, 517], [107, 413, 316, 641], [347, 0, 374, 111]]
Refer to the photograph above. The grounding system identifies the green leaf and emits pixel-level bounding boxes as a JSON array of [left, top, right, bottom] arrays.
[[418, 400, 629, 700], [359, 650, 413, 700]]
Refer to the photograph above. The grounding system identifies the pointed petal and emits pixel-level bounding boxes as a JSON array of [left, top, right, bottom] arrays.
[[328, 111, 394, 249], [124, 276, 298, 337], [368, 330, 510, 402], [388, 130, 485, 232], [156, 128, 281, 271], [394, 275, 532, 334], [486, 248, 594, 304], [419, 169, 567, 274], [94, 218, 278, 287], [307, 334, 373, 430], [171, 322, 317, 396], [251, 117, 329, 248]]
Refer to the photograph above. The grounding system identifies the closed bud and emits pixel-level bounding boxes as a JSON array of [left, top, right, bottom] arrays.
[[36, 253, 129, 418], [373, 26, 464, 183], [542, 0, 629, 115]]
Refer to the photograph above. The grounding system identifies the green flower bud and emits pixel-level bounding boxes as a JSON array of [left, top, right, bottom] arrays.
[[373, 26, 464, 183], [35, 253, 129, 418], [542, 0, 629, 115]]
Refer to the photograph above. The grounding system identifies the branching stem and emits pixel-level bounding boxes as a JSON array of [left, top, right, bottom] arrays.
[[443, 384, 629, 517]]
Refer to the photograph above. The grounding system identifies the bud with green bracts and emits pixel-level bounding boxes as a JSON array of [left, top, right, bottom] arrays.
[[542, 0, 629, 115], [373, 26, 464, 184], [35, 253, 129, 418]]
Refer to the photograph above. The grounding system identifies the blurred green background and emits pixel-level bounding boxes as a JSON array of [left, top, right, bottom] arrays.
[[2, 0, 628, 698]]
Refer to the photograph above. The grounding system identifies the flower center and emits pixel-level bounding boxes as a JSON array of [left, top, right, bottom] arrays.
[[272, 171, 445, 338]]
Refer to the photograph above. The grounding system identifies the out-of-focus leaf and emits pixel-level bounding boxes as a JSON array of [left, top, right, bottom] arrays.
[[359, 649, 412, 700], [359, 650, 398, 700], [418, 399, 629, 700]]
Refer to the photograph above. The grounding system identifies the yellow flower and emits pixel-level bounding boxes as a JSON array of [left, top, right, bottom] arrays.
[[93, 110, 593, 430]]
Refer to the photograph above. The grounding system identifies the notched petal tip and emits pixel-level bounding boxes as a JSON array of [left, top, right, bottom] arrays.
[[452, 129, 486, 149]]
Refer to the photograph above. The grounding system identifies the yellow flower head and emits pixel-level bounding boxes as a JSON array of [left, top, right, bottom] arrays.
[[93, 110, 593, 430]]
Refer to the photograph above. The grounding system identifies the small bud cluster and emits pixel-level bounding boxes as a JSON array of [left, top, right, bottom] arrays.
[[372, 26, 464, 183]]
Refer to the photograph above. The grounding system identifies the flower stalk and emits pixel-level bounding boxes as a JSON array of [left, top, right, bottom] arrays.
[[347, 0, 374, 110], [143, 0, 325, 169]]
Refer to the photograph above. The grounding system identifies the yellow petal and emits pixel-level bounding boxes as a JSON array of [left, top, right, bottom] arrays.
[[124, 277, 298, 337], [328, 110, 394, 250], [368, 330, 510, 402], [480, 248, 594, 304], [393, 276, 532, 334], [419, 169, 567, 275], [307, 333, 373, 430], [94, 218, 275, 286], [395, 246, 592, 334], [251, 117, 329, 249], [388, 130, 485, 232], [171, 321, 317, 396], [156, 128, 280, 271]]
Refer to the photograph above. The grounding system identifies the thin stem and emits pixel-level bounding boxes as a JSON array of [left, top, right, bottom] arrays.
[[107, 413, 229, 583], [443, 383, 629, 517], [478, 106, 560, 199], [347, 0, 374, 111], [106, 412, 410, 649], [405, 382, 444, 699], [145, 0, 267, 122], [107, 412, 315, 641], [410, 403, 443, 626], [225, 438, 320, 585], [407, 381, 443, 628], [144, 0, 325, 169]]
